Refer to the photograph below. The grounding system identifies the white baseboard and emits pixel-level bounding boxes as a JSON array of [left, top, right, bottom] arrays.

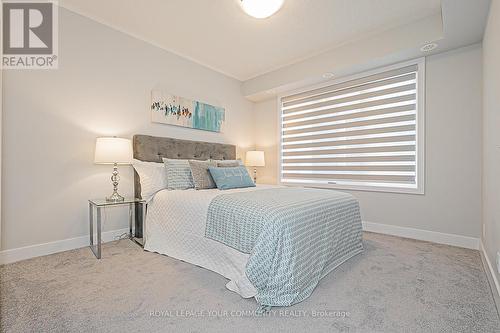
[[0, 228, 129, 265], [362, 221, 480, 250], [480, 241, 500, 299]]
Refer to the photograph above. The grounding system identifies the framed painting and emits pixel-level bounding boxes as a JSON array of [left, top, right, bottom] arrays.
[[151, 90, 225, 133]]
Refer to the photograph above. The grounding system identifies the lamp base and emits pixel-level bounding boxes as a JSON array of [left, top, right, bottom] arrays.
[[106, 191, 125, 203], [106, 163, 125, 202]]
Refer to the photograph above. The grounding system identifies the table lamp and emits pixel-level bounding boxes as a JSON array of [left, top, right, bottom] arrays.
[[94, 137, 133, 202], [245, 150, 265, 183]]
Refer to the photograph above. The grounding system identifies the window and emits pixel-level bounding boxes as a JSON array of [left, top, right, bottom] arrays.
[[279, 60, 424, 194]]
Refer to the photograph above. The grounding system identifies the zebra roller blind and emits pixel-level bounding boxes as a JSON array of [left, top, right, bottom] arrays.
[[280, 61, 424, 193]]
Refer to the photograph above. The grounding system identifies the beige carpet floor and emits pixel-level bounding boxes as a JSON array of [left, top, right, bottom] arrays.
[[1, 232, 499, 333]]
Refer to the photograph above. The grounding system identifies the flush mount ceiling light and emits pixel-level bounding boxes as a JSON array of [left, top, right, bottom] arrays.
[[240, 0, 284, 19], [322, 72, 334, 79], [420, 43, 438, 52]]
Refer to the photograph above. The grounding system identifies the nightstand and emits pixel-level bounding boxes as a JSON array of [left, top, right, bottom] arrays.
[[88, 198, 146, 259]]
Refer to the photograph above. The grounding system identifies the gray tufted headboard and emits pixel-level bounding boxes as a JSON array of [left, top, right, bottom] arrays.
[[132, 134, 236, 199], [132, 134, 236, 239]]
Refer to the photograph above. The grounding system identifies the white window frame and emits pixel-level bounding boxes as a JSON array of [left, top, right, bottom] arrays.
[[277, 58, 425, 195]]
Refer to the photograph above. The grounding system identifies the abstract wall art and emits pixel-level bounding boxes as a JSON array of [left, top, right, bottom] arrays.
[[151, 90, 225, 133]]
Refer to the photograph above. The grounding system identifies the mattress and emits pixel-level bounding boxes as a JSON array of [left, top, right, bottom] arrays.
[[144, 184, 280, 298]]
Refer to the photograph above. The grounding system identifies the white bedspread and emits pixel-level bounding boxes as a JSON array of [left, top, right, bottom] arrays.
[[144, 184, 279, 298]]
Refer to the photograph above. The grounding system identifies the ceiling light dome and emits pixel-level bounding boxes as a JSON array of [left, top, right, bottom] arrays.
[[240, 0, 284, 19]]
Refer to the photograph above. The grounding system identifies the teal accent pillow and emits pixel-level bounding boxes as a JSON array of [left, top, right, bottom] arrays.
[[208, 166, 256, 190]]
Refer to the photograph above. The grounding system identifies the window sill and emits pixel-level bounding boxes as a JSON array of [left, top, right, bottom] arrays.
[[279, 181, 424, 195]]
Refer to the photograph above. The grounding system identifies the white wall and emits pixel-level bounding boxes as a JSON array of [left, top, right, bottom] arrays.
[[1, 8, 254, 251], [482, 0, 500, 289], [0, 3, 3, 250], [254, 99, 278, 185], [255, 44, 483, 239]]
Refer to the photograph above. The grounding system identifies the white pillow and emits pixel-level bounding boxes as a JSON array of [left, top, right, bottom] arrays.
[[132, 159, 167, 200]]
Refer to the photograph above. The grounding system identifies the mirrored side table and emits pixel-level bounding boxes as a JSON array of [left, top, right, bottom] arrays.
[[88, 198, 146, 259]]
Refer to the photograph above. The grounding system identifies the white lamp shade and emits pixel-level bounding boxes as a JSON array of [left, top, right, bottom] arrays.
[[245, 150, 265, 167], [94, 137, 133, 164]]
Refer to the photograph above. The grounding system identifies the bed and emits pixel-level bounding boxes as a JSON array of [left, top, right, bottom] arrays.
[[132, 134, 363, 308]]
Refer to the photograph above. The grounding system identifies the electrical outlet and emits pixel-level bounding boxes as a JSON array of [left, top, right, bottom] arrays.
[[497, 252, 500, 275]]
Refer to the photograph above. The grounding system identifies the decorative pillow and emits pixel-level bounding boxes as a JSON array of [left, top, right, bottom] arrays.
[[215, 159, 243, 167], [132, 159, 167, 200], [208, 166, 256, 190], [216, 160, 239, 167], [189, 160, 217, 189], [162, 158, 194, 190]]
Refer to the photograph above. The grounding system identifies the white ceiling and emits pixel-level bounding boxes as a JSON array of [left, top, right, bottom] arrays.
[[60, 0, 443, 81], [241, 0, 491, 100]]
